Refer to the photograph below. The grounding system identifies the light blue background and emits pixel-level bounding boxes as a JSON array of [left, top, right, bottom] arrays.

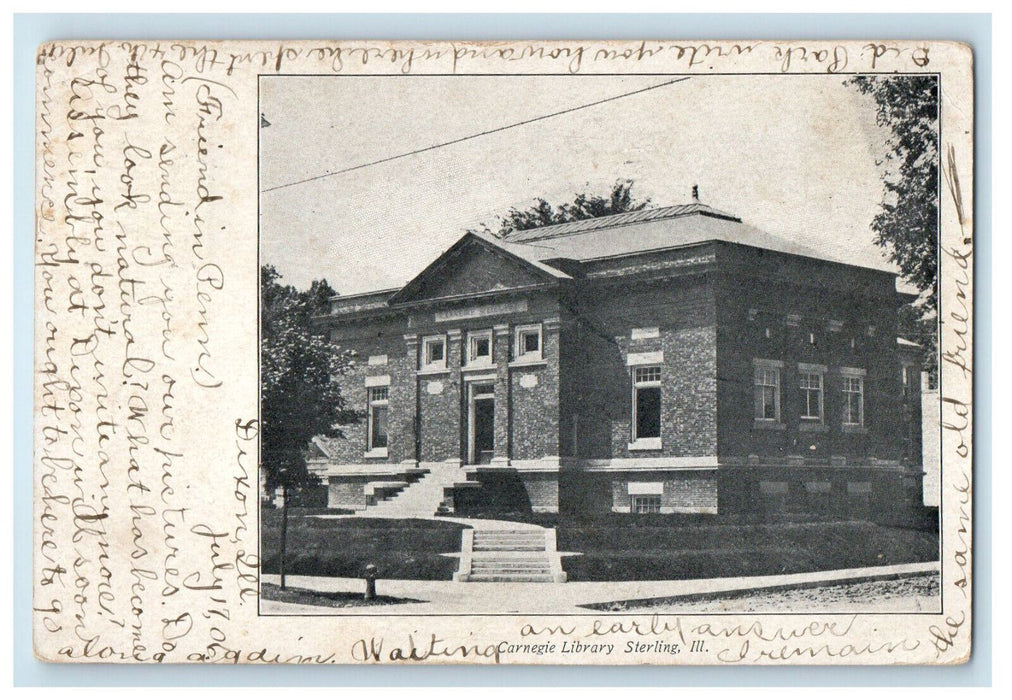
[[12, 12, 992, 687]]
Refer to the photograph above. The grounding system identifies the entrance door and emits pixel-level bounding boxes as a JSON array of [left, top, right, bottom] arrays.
[[468, 383, 495, 464]]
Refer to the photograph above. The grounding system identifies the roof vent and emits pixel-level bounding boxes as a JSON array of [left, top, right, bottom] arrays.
[[692, 184, 699, 202]]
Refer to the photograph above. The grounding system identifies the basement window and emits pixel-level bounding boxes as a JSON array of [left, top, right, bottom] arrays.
[[632, 495, 661, 514]]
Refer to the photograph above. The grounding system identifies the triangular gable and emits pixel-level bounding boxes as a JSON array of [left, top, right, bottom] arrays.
[[388, 233, 561, 305]]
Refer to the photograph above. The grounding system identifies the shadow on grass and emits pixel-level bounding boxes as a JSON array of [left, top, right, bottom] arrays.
[[261, 583, 425, 609]]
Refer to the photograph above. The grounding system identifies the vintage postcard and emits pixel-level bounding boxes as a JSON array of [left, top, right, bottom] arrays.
[[33, 39, 973, 664]]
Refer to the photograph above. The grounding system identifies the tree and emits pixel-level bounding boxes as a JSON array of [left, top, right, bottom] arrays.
[[848, 75, 939, 376], [469, 179, 650, 239], [261, 264, 358, 587]]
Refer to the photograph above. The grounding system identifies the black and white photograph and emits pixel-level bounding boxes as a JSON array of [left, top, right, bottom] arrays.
[[31, 34, 977, 666], [257, 71, 944, 617]]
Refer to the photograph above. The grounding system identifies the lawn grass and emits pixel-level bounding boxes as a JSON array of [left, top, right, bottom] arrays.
[[260, 510, 938, 583], [558, 519, 939, 581], [260, 511, 466, 580], [260, 583, 424, 608]]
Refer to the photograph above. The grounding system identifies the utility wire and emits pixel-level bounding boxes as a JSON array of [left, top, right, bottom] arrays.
[[261, 77, 691, 194]]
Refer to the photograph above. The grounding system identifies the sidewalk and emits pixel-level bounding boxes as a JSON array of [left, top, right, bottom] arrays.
[[312, 513, 546, 531], [260, 560, 939, 615]]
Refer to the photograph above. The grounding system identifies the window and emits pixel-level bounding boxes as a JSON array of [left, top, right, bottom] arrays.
[[632, 366, 662, 444], [902, 364, 919, 398], [421, 335, 446, 370], [754, 365, 781, 421], [799, 370, 824, 422], [805, 481, 833, 513], [847, 481, 872, 516], [514, 324, 542, 361], [759, 481, 789, 513], [467, 330, 493, 366], [842, 376, 864, 426], [367, 386, 389, 453], [632, 495, 661, 514]]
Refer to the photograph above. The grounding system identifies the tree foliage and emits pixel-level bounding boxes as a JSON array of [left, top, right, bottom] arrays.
[[469, 179, 650, 238], [260, 265, 358, 493], [849, 75, 939, 376], [849, 75, 939, 310]]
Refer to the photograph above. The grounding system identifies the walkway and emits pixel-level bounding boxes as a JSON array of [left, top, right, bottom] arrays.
[[260, 560, 939, 615], [311, 513, 545, 530]]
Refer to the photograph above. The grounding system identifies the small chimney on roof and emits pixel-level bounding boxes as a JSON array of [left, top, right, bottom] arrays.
[[691, 184, 699, 203]]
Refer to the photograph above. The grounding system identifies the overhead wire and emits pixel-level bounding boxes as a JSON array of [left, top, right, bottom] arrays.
[[260, 77, 691, 194]]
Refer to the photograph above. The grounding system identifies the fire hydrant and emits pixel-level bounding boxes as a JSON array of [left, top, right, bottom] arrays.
[[364, 564, 377, 602]]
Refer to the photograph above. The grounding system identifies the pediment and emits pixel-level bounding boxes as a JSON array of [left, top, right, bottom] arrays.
[[389, 234, 557, 305]]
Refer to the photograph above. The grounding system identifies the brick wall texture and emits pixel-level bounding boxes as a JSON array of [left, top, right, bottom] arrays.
[[312, 240, 921, 516], [713, 243, 910, 466], [567, 276, 718, 460]]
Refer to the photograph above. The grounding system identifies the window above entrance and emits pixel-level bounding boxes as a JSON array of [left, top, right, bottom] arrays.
[[466, 329, 493, 367]]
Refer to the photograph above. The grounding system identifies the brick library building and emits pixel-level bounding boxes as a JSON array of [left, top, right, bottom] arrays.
[[307, 197, 926, 519]]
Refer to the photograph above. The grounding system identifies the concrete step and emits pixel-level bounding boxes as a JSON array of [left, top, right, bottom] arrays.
[[473, 534, 544, 541], [359, 466, 463, 518], [470, 572, 553, 579], [471, 542, 546, 550], [473, 535, 545, 541], [457, 527, 566, 583], [465, 574, 556, 583], [472, 530, 547, 553], [467, 562, 550, 570]]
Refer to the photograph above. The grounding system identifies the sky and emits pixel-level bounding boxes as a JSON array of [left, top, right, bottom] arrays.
[[259, 74, 896, 295]]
